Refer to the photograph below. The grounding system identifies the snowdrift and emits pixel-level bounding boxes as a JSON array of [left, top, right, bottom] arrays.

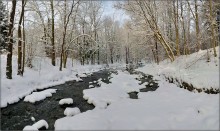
[[137, 47, 219, 92]]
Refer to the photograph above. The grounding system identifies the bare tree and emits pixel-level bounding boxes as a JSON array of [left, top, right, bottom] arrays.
[[59, 0, 78, 71], [6, 0, 17, 79], [17, 0, 26, 76]]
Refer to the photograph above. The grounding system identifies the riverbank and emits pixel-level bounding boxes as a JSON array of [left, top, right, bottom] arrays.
[[1, 55, 124, 108], [1, 70, 113, 130], [137, 46, 219, 92]]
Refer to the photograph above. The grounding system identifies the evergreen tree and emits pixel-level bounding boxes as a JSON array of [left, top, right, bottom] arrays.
[[0, 0, 8, 52]]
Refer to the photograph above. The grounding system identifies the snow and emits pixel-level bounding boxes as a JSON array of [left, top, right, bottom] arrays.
[[31, 117, 35, 122], [89, 85, 94, 88], [59, 98, 73, 105], [1, 55, 124, 108], [83, 71, 143, 109], [64, 107, 81, 116], [23, 120, 48, 130], [32, 120, 49, 129], [137, 47, 219, 90], [24, 89, 57, 103], [78, 73, 87, 77], [55, 71, 219, 130], [23, 126, 38, 131]]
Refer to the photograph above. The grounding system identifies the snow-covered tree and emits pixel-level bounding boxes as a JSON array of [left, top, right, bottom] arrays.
[[0, 0, 8, 52]]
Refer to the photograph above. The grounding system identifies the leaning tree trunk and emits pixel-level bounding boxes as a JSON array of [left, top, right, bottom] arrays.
[[6, 0, 17, 79]]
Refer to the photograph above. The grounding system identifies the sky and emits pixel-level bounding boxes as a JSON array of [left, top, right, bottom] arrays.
[[3, 0, 130, 27], [102, 1, 130, 25]]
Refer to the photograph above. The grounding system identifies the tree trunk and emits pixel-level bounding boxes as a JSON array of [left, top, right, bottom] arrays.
[[209, 0, 217, 57], [217, 10, 220, 44], [125, 47, 128, 64], [180, 0, 187, 55], [97, 44, 100, 64], [195, 0, 201, 51], [154, 35, 159, 65], [60, 29, 66, 71], [50, 0, 56, 66], [110, 47, 113, 64], [59, 0, 75, 70], [17, 0, 25, 76], [63, 51, 68, 68], [60, 0, 67, 71], [137, 1, 175, 62], [187, 4, 191, 55], [6, 0, 17, 79], [22, 12, 25, 75], [173, 0, 180, 56]]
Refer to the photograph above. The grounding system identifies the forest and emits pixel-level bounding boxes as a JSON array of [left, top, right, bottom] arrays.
[[0, 0, 219, 130], [0, 0, 219, 79]]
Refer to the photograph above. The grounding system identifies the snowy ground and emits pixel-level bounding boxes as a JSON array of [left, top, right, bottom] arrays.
[[1, 47, 219, 130], [137, 47, 219, 90], [55, 71, 219, 130], [1, 55, 124, 108]]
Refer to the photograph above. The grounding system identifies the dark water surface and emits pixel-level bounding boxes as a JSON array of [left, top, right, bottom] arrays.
[[1, 70, 113, 130], [1, 69, 159, 130]]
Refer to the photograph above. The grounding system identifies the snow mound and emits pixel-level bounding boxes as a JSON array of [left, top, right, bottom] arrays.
[[83, 71, 143, 109], [23, 119, 48, 130], [32, 120, 49, 129], [31, 117, 35, 122], [89, 85, 94, 88], [64, 107, 81, 116], [78, 73, 87, 77], [59, 98, 73, 105], [23, 126, 38, 131], [24, 89, 57, 103]]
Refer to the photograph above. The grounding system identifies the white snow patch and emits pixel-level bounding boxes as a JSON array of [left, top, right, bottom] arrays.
[[59, 98, 73, 105], [78, 73, 87, 77], [24, 89, 57, 103], [23, 126, 38, 131], [89, 85, 94, 88], [32, 120, 49, 129], [23, 119, 48, 130], [64, 107, 81, 116], [31, 117, 35, 122], [83, 71, 141, 108]]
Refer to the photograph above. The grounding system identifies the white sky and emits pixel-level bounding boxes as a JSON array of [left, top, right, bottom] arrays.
[[102, 1, 129, 25], [4, 1, 130, 26]]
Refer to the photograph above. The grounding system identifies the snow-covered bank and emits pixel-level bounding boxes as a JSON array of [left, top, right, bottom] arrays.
[[55, 71, 219, 130], [1, 55, 124, 108], [137, 47, 219, 91]]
